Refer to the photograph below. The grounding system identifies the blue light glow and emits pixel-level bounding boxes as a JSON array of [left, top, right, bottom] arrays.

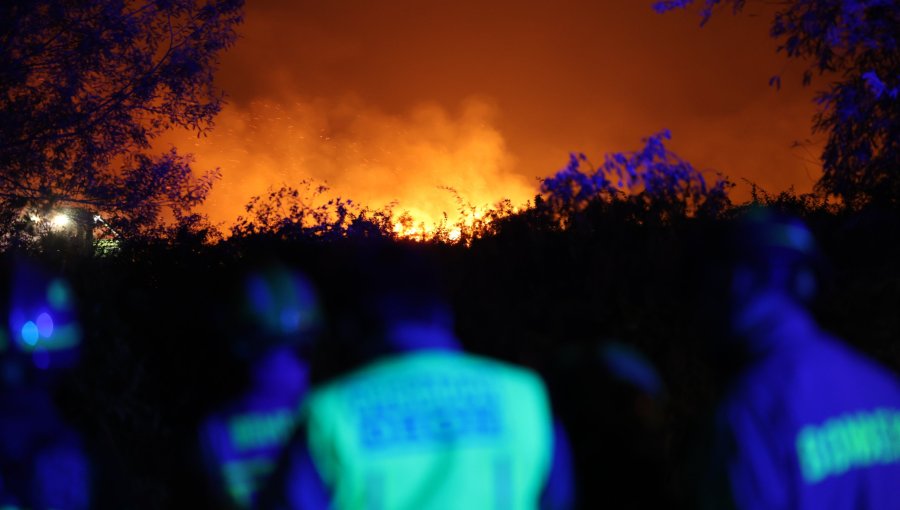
[[36, 312, 54, 338], [21, 321, 39, 346]]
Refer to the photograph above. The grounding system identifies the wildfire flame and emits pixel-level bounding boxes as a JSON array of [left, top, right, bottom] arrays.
[[389, 204, 506, 241], [158, 95, 535, 238]]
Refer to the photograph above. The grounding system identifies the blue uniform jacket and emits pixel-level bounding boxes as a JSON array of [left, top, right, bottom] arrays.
[[199, 346, 310, 508], [0, 386, 91, 509], [716, 294, 900, 510]]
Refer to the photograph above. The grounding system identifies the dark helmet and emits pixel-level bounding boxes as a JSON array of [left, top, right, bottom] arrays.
[[227, 260, 322, 361], [354, 241, 453, 350], [685, 206, 825, 363], [728, 207, 821, 304]]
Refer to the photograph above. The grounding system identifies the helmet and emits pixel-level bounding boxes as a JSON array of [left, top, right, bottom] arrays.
[[228, 260, 321, 361], [729, 207, 820, 303]]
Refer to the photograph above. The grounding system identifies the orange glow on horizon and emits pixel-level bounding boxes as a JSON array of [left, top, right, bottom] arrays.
[[160, 96, 535, 237], [158, 0, 827, 237]]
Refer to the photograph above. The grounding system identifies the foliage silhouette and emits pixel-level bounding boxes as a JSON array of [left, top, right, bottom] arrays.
[[232, 180, 393, 242], [538, 130, 732, 226], [230, 132, 732, 247], [654, 0, 900, 208], [232, 180, 524, 245], [0, 0, 243, 243]]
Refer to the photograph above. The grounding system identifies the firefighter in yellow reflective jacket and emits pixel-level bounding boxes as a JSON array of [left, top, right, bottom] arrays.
[[264, 244, 574, 510]]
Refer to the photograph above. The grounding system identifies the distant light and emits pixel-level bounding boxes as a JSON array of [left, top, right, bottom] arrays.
[[36, 312, 54, 338], [50, 213, 71, 229], [21, 321, 39, 346]]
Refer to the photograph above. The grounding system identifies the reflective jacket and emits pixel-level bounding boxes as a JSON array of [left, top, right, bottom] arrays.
[[302, 349, 554, 510], [199, 347, 309, 508]]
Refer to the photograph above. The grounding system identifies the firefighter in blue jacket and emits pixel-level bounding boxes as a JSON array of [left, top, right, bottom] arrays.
[[198, 261, 321, 509], [704, 209, 900, 510], [0, 257, 91, 510]]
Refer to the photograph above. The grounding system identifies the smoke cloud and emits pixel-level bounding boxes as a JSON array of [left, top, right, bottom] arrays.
[[166, 95, 532, 228], [161, 0, 827, 228]]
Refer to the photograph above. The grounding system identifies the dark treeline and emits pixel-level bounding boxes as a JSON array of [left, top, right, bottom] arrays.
[[7, 188, 899, 508]]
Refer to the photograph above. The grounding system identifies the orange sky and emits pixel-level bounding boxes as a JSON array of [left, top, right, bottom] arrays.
[[165, 0, 824, 228]]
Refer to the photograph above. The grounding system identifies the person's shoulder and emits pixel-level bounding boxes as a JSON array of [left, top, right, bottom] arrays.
[[723, 332, 900, 430], [460, 354, 551, 398], [307, 351, 549, 402], [442, 351, 542, 377], [302, 354, 420, 407], [342, 349, 522, 376], [801, 333, 900, 393]]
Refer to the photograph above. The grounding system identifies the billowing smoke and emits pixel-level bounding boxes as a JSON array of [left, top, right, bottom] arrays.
[[158, 0, 825, 231], [164, 95, 534, 229]]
